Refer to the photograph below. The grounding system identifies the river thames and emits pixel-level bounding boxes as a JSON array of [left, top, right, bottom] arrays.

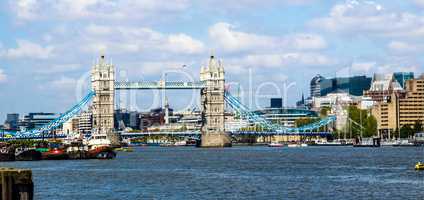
[[2, 146, 424, 200]]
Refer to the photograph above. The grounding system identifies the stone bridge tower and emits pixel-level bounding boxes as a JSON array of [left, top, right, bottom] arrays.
[[200, 55, 231, 147], [91, 55, 120, 146]]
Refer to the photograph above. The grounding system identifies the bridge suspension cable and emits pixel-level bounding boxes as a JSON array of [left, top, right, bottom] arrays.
[[15, 91, 96, 138], [224, 91, 336, 133]]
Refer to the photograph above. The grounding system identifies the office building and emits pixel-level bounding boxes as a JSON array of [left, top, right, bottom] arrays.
[[312, 93, 359, 110], [364, 73, 404, 102], [21, 112, 59, 130], [62, 117, 79, 135], [270, 98, 283, 108], [78, 110, 93, 135], [320, 76, 372, 96], [310, 75, 372, 97], [310, 74, 325, 97], [393, 72, 414, 89], [114, 109, 130, 130], [4, 113, 19, 131], [372, 75, 424, 138]]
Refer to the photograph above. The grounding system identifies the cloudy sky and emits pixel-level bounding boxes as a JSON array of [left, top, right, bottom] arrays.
[[1, 0, 424, 121]]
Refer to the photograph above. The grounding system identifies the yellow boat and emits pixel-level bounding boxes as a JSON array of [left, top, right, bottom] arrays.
[[115, 147, 134, 152], [415, 162, 424, 170]]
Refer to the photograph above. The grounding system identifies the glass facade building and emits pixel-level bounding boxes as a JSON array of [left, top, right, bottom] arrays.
[[310, 74, 325, 97], [310, 75, 372, 97], [270, 98, 283, 108], [393, 72, 414, 89], [21, 112, 59, 130]]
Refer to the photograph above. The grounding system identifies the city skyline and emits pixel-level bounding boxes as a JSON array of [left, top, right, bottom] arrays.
[[1, 0, 424, 122]]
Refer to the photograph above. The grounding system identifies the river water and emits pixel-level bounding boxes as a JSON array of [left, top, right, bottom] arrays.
[[1, 146, 424, 200]]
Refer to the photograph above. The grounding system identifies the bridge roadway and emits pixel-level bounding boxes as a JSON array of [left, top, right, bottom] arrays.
[[1, 131, 332, 140], [114, 81, 206, 90]]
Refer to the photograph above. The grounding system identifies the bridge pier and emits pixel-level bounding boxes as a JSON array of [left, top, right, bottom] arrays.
[[201, 132, 231, 147], [200, 55, 231, 148]]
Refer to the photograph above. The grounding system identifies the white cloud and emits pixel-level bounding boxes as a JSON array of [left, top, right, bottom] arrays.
[[208, 22, 326, 53], [135, 61, 188, 75], [37, 64, 82, 74], [230, 53, 333, 68], [0, 69, 7, 82], [11, 0, 190, 21], [208, 22, 276, 52], [413, 0, 424, 7], [351, 62, 376, 73], [376, 64, 419, 74], [12, 0, 39, 20], [309, 0, 424, 38], [197, 0, 319, 12], [50, 76, 77, 90], [1, 40, 54, 59], [164, 34, 205, 54], [388, 41, 419, 54], [80, 25, 204, 55], [289, 34, 327, 50]]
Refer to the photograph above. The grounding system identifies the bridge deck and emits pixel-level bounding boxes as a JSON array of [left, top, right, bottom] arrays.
[[114, 81, 206, 90]]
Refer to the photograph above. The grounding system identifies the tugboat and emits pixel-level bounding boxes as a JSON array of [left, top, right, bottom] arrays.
[[15, 148, 42, 161], [87, 146, 116, 159], [86, 134, 117, 159], [42, 148, 69, 160], [0, 143, 15, 161], [66, 141, 89, 159]]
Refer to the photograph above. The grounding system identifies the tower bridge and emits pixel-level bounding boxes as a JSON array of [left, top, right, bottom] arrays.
[[91, 54, 229, 147], [6, 54, 336, 147]]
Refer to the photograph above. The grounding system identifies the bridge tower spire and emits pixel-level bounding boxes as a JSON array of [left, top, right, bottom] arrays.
[[200, 55, 231, 147], [91, 54, 120, 146]]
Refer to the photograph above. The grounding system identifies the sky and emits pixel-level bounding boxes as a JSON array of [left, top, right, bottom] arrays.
[[1, 0, 424, 121]]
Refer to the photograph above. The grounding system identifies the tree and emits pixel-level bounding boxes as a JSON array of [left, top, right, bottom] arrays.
[[295, 117, 320, 128], [320, 107, 331, 117], [363, 115, 377, 138], [414, 120, 423, 134], [347, 106, 377, 138], [400, 124, 414, 138]]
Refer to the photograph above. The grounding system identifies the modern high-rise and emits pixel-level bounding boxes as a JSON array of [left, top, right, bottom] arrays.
[[310, 75, 372, 97], [393, 72, 414, 89], [372, 75, 424, 138], [270, 98, 283, 108], [310, 74, 324, 97], [4, 113, 19, 131], [78, 110, 93, 135], [320, 76, 372, 96], [21, 112, 59, 130]]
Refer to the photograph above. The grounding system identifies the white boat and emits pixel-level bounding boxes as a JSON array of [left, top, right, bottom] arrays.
[[174, 141, 187, 146], [288, 144, 300, 148], [268, 142, 284, 147], [86, 134, 111, 149], [288, 143, 308, 148], [393, 139, 416, 147], [381, 140, 399, 146]]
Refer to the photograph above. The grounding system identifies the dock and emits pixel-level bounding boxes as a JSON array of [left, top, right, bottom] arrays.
[[0, 168, 33, 200]]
